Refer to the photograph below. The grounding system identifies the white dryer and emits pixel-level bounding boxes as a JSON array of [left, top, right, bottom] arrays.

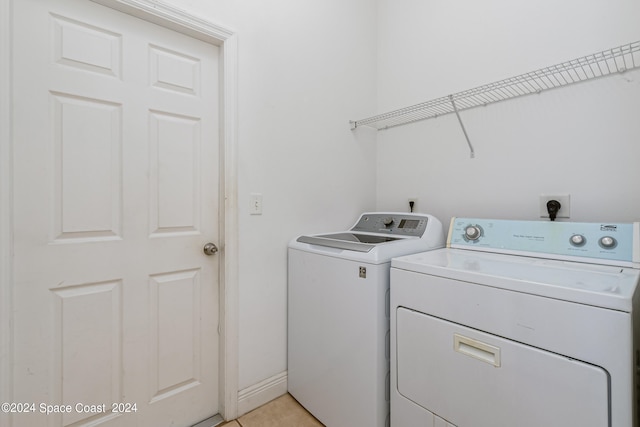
[[391, 218, 640, 427], [288, 212, 445, 427]]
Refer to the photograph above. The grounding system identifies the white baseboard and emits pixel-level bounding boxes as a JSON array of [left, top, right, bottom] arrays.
[[237, 371, 288, 416]]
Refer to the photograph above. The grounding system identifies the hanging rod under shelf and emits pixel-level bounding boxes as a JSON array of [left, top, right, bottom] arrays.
[[350, 40, 640, 132]]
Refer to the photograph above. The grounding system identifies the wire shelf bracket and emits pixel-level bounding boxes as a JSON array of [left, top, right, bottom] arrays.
[[449, 95, 475, 158], [350, 40, 640, 158]]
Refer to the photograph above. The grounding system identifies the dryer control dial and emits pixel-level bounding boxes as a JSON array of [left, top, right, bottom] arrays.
[[382, 217, 394, 227], [599, 236, 617, 249], [569, 234, 586, 247], [464, 225, 482, 241]]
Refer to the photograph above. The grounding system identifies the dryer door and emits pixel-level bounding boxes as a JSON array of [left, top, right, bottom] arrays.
[[396, 308, 609, 427]]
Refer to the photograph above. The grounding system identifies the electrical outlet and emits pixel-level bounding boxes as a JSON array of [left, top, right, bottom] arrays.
[[408, 198, 418, 212], [539, 194, 570, 219]]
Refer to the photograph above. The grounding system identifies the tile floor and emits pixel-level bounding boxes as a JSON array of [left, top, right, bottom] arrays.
[[220, 394, 324, 427]]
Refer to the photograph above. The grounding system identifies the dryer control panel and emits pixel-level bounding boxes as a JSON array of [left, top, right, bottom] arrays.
[[448, 217, 640, 267]]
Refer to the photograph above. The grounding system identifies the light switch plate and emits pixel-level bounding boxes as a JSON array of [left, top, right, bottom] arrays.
[[250, 193, 263, 215]]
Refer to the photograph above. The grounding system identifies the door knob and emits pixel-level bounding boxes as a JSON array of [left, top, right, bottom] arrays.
[[203, 243, 218, 256]]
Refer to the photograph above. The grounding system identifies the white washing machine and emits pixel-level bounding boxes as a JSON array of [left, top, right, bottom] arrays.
[[288, 212, 445, 427], [391, 217, 640, 427]]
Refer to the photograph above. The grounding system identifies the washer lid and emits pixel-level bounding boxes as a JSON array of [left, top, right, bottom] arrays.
[[392, 248, 640, 311], [296, 233, 403, 252]]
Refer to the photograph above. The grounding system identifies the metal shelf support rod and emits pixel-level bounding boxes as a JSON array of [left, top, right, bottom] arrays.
[[449, 95, 475, 158]]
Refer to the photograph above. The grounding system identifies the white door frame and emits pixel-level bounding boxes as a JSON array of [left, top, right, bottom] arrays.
[[0, 0, 240, 422], [1, 1, 13, 424]]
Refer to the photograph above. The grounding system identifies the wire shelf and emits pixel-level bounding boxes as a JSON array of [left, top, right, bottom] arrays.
[[350, 41, 640, 132]]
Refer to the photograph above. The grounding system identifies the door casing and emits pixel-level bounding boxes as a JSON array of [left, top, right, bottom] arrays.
[[0, 0, 240, 422]]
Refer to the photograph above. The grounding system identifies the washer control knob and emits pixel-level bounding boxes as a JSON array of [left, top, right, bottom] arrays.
[[382, 217, 394, 227], [464, 225, 482, 241], [599, 236, 617, 249], [569, 234, 586, 247]]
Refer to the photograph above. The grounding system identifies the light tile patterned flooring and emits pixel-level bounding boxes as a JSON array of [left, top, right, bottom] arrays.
[[221, 394, 324, 427]]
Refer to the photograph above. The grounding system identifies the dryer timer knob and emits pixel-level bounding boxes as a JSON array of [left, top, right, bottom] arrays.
[[464, 225, 482, 241]]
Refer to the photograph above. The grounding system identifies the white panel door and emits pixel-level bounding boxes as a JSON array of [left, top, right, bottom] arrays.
[[11, 0, 220, 426]]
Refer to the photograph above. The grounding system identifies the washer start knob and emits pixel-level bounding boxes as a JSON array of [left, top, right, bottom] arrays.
[[599, 236, 617, 249], [464, 225, 482, 241]]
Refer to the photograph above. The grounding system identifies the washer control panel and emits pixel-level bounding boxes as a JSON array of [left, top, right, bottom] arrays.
[[351, 213, 429, 237], [449, 217, 638, 265]]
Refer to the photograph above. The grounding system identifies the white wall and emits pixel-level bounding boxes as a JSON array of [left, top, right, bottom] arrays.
[[161, 0, 378, 397], [376, 0, 640, 225]]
